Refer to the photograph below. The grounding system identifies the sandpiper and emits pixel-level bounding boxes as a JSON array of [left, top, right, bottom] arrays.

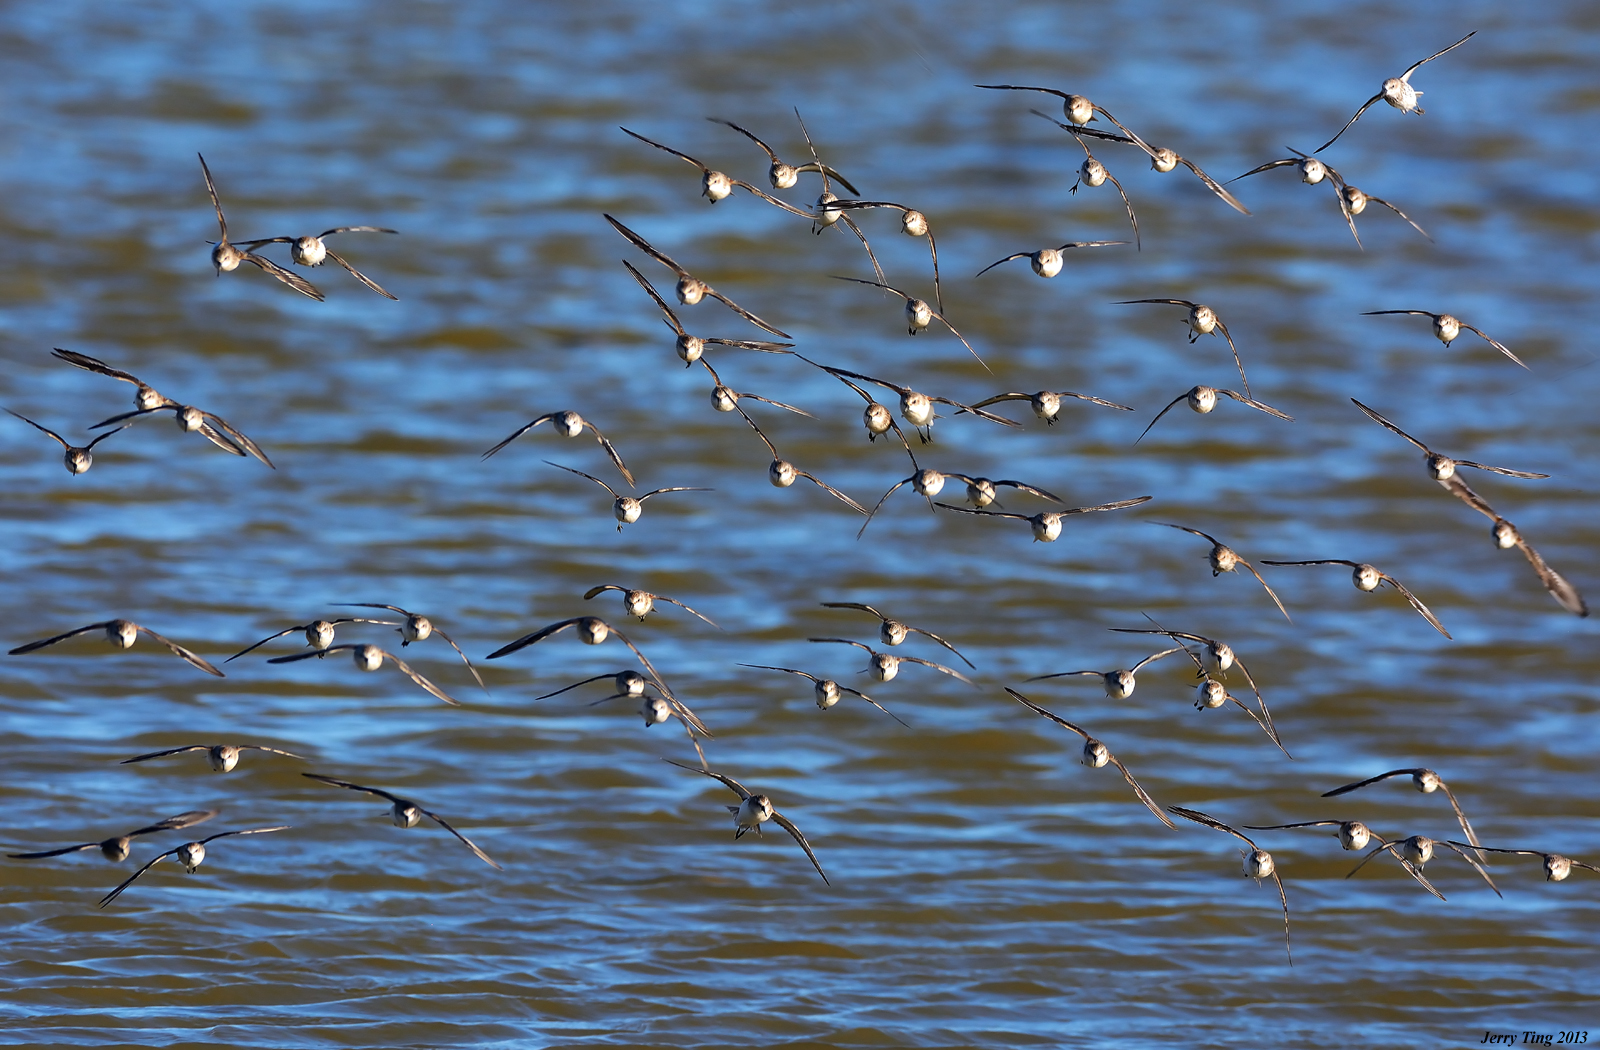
[[1347, 833, 1499, 898], [303, 773, 500, 869], [333, 604, 487, 691], [235, 226, 399, 299], [583, 584, 719, 628], [1151, 524, 1292, 622], [91, 402, 273, 468], [605, 214, 791, 338], [936, 495, 1153, 543], [975, 84, 1155, 150], [1361, 310, 1526, 369], [1446, 843, 1599, 883], [1260, 558, 1450, 638], [199, 154, 323, 301], [624, 261, 794, 366], [736, 410, 868, 515], [739, 664, 908, 726], [1339, 182, 1431, 245], [482, 410, 635, 487], [1028, 645, 1188, 699], [544, 461, 709, 532], [1315, 31, 1477, 153], [98, 825, 292, 908], [1136, 385, 1292, 443], [791, 112, 887, 287], [967, 388, 1133, 424], [1351, 398, 1549, 496], [974, 239, 1128, 279], [226, 617, 380, 662], [1064, 130, 1140, 249], [663, 758, 828, 884], [5, 409, 130, 475], [823, 199, 944, 313], [818, 603, 974, 667], [1168, 806, 1291, 964], [1029, 108, 1249, 214], [818, 365, 1018, 443], [1109, 621, 1277, 742], [1006, 688, 1176, 829], [10, 619, 224, 677], [1322, 768, 1481, 849], [535, 669, 652, 703], [808, 637, 975, 686], [268, 643, 460, 706], [830, 277, 992, 372], [51, 348, 257, 458], [800, 357, 915, 454], [121, 744, 303, 773], [8, 809, 217, 863], [709, 117, 859, 193], [1113, 299, 1252, 395]]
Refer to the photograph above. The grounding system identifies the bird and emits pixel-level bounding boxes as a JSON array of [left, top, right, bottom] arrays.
[[121, 744, 304, 773], [544, 461, 708, 531], [1445, 843, 1600, 883], [1476, 513, 1589, 618], [1230, 147, 1360, 243], [1151, 524, 1292, 622], [1029, 107, 1249, 214], [583, 584, 719, 627], [198, 154, 323, 301], [1350, 398, 1550, 496], [1005, 688, 1175, 829], [1346, 833, 1499, 898], [8, 810, 218, 863], [485, 616, 709, 736], [1027, 645, 1190, 700], [604, 214, 790, 338], [1113, 299, 1252, 395], [818, 603, 974, 668], [534, 669, 652, 704], [1063, 130, 1140, 249], [5, 409, 130, 475], [50, 348, 257, 458], [1109, 621, 1278, 742], [1259, 559, 1450, 638], [268, 643, 459, 706], [698, 359, 814, 422], [739, 664, 908, 726], [91, 401, 274, 469], [800, 358, 915, 454], [856, 458, 970, 537], [1321, 768, 1480, 849], [710, 117, 859, 193], [1169, 641, 1291, 758], [225, 617, 384, 662], [1315, 31, 1477, 153], [790, 111, 888, 287], [830, 277, 991, 372], [1338, 182, 1431, 245], [1167, 806, 1291, 964], [974, 239, 1128, 279], [663, 758, 828, 884], [623, 261, 794, 367], [975, 83, 1155, 149], [233, 226, 399, 299], [1245, 823, 1442, 899], [817, 365, 1019, 443], [733, 409, 868, 515], [332, 604, 487, 692], [1361, 309, 1526, 369], [302, 774, 500, 870], [10, 619, 224, 677], [820, 199, 945, 313], [1135, 385, 1292, 444], [482, 410, 635, 487], [98, 826, 292, 908], [807, 637, 975, 686], [966, 388, 1134, 424], [620, 126, 811, 206], [935, 495, 1154, 543]]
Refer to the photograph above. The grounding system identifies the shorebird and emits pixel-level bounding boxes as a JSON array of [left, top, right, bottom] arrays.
[[545, 461, 708, 532], [226, 617, 385, 662], [1064, 131, 1140, 248], [10, 619, 224, 677], [121, 744, 303, 773], [620, 126, 807, 206], [823, 199, 944, 312], [1322, 768, 1480, 849], [699, 360, 813, 421], [234, 226, 399, 299], [534, 669, 652, 703], [333, 604, 487, 691], [1114, 299, 1252, 395], [974, 239, 1128, 279], [1362, 310, 1526, 369], [1168, 640, 1290, 757], [1347, 833, 1499, 898], [967, 388, 1133, 425], [1136, 385, 1292, 443], [268, 643, 460, 706], [735, 410, 867, 515], [1338, 182, 1430, 245], [1006, 688, 1175, 829], [8, 810, 217, 863], [975, 83, 1155, 148], [1028, 645, 1188, 700], [91, 402, 273, 468], [1151, 524, 1292, 622], [1479, 513, 1588, 617], [1244, 820, 1440, 897], [482, 410, 635, 486], [1109, 621, 1277, 741], [802, 358, 914, 454], [936, 495, 1153, 543], [1351, 398, 1550, 497], [605, 214, 790, 338], [1168, 806, 1291, 964], [198, 154, 323, 301], [1230, 148, 1359, 242], [624, 261, 794, 366], [709, 117, 859, 193], [830, 276, 991, 372], [1259, 558, 1450, 638], [791, 112, 887, 287], [818, 365, 1018, 443], [98, 826, 292, 908], [583, 585, 718, 627], [1315, 31, 1477, 153], [808, 637, 975, 686], [5, 410, 130, 475], [1447, 843, 1600, 883], [739, 664, 908, 726], [303, 774, 500, 870], [50, 348, 255, 457], [818, 603, 974, 668], [663, 758, 828, 885], [1029, 108, 1248, 214], [486, 616, 709, 735], [857, 457, 965, 537]]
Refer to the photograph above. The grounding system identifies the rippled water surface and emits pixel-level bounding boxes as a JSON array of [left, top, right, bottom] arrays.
[[1, 2, 1597, 1047]]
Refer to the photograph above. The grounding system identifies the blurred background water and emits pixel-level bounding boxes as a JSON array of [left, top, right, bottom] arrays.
[[0, 1, 1596, 1047]]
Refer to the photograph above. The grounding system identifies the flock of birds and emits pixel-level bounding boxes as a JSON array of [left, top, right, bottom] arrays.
[[5, 30, 1593, 963]]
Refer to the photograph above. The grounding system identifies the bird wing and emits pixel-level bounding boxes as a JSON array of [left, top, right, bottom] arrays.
[[1210, 320, 1252, 397], [899, 654, 976, 685], [840, 686, 909, 727], [428, 627, 488, 692], [603, 214, 688, 279], [737, 663, 816, 682], [967, 392, 1030, 408], [857, 476, 913, 539], [1510, 534, 1589, 617], [1315, 92, 1384, 153], [1438, 839, 1499, 897], [619, 126, 711, 173], [639, 486, 711, 500], [1378, 574, 1452, 639], [622, 259, 685, 335], [974, 252, 1032, 278], [120, 745, 208, 764], [320, 226, 399, 238], [610, 626, 707, 735], [242, 745, 305, 759], [933, 502, 1029, 523], [4, 409, 69, 449], [198, 825, 292, 846], [1128, 645, 1187, 674], [534, 672, 617, 701], [382, 649, 462, 706], [1438, 474, 1500, 521], [1455, 324, 1527, 369], [1150, 521, 1218, 545], [422, 808, 503, 870], [836, 214, 888, 289], [481, 413, 557, 459], [708, 118, 779, 162], [546, 460, 619, 498], [1218, 390, 1293, 421], [1403, 30, 1476, 80], [197, 410, 273, 468], [1167, 806, 1256, 849], [1235, 559, 1293, 623], [1437, 782, 1480, 850], [1177, 155, 1251, 215], [301, 772, 405, 805], [1101, 170, 1140, 251], [135, 625, 225, 677], [9, 622, 114, 656], [656, 595, 720, 629], [97, 847, 180, 908], [733, 181, 815, 219], [1453, 458, 1549, 480], [198, 153, 227, 239], [1108, 755, 1179, 829], [771, 810, 830, 885], [269, 643, 359, 665], [1367, 196, 1431, 241], [51, 347, 148, 387], [703, 287, 793, 340], [1228, 157, 1299, 183], [239, 251, 326, 301], [903, 626, 975, 669], [663, 757, 752, 800], [324, 249, 398, 300], [1321, 769, 1417, 797], [485, 618, 580, 660], [794, 469, 869, 516], [1003, 687, 1090, 740], [1136, 392, 1190, 443]]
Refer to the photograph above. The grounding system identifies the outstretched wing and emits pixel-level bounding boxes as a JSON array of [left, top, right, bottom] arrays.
[[771, 810, 830, 885], [1108, 755, 1178, 829], [9, 622, 113, 655], [422, 808, 503, 870], [135, 626, 226, 677]]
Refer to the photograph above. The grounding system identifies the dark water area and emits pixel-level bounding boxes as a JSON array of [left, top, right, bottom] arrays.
[[0, 2, 1596, 1047]]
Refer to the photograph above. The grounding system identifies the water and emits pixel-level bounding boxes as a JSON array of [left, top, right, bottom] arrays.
[[1, 2, 1597, 1046]]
